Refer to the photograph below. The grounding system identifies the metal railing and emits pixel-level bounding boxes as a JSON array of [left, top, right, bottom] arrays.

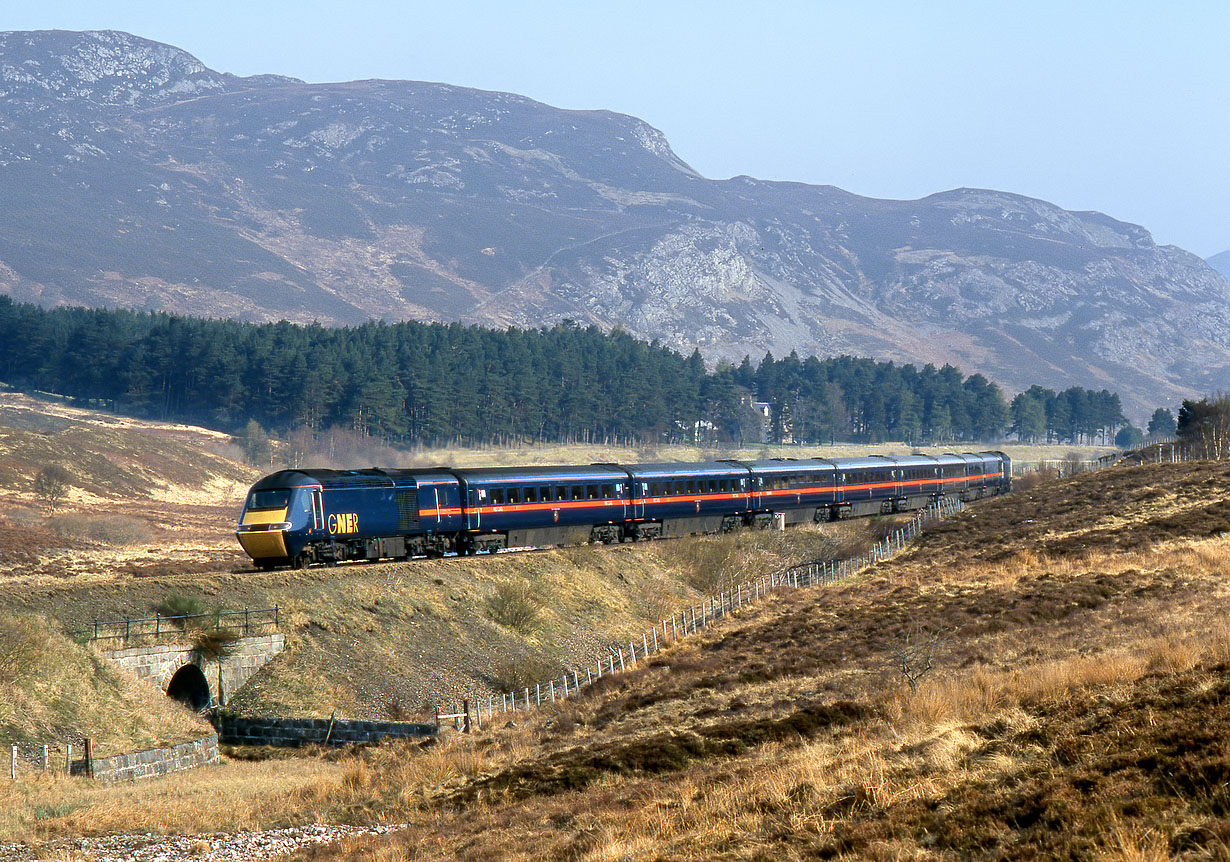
[[81, 607, 281, 643]]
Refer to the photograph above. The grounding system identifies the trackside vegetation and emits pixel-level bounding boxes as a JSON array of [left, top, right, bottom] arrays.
[[0, 296, 1131, 447]]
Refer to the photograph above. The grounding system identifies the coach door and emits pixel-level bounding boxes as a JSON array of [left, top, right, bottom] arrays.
[[311, 490, 324, 535]]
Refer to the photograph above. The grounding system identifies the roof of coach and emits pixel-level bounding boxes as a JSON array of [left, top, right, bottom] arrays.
[[448, 464, 629, 484], [823, 456, 901, 471], [625, 461, 752, 478]]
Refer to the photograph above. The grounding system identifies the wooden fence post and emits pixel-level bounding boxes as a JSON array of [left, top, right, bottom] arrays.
[[85, 739, 93, 779], [463, 700, 470, 734], [617, 647, 625, 672], [65, 744, 71, 776], [549, 680, 556, 704]]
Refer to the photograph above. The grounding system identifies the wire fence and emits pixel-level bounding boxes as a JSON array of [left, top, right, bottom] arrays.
[[80, 607, 281, 644], [1014, 437, 1199, 477], [433, 495, 969, 732]]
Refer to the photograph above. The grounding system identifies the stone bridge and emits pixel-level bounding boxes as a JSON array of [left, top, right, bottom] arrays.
[[103, 633, 285, 710]]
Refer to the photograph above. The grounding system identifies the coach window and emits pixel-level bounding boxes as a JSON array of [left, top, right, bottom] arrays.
[[649, 482, 661, 496], [601, 484, 613, 498], [491, 489, 505, 505], [569, 485, 581, 500], [672, 481, 683, 495], [507, 488, 521, 504], [541, 487, 554, 502], [525, 487, 538, 503], [584, 485, 598, 499]]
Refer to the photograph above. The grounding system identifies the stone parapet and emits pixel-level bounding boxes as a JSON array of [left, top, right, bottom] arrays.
[[215, 714, 436, 746], [90, 734, 219, 783]]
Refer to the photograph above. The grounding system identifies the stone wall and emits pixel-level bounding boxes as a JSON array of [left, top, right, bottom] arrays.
[[89, 734, 218, 783], [215, 714, 436, 746]]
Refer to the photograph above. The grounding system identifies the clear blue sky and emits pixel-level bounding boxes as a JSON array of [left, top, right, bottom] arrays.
[[8, 0, 1229, 257]]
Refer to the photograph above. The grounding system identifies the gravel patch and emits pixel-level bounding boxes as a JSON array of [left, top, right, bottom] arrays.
[[0, 823, 405, 861]]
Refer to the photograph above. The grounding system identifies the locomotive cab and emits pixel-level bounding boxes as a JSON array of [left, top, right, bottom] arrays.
[[235, 472, 319, 568]]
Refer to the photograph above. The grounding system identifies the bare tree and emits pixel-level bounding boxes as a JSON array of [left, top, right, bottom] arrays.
[[890, 625, 955, 693], [33, 464, 71, 513], [1177, 393, 1230, 460]]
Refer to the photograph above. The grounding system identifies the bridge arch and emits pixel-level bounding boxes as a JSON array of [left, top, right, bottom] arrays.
[[165, 662, 212, 712]]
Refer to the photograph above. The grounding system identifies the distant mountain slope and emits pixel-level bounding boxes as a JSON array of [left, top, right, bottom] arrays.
[[1207, 250, 1230, 279], [1, 29, 1227, 416]]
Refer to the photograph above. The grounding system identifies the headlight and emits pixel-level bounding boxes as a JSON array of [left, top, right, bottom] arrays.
[[235, 522, 292, 532]]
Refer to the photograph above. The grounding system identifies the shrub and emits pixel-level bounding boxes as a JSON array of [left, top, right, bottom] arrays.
[[0, 618, 51, 683], [33, 464, 71, 512], [1062, 452, 1086, 477], [193, 628, 242, 660], [486, 579, 542, 633], [47, 514, 153, 546], [637, 581, 678, 621], [488, 652, 562, 693], [155, 594, 221, 630], [1013, 464, 1060, 494], [0, 617, 48, 684]]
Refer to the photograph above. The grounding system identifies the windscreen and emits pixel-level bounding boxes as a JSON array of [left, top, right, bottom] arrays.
[[246, 489, 291, 511]]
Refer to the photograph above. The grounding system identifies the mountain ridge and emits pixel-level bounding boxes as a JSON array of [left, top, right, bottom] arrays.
[[1, 29, 1226, 418]]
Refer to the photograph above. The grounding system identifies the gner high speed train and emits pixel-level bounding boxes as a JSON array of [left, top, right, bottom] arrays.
[[235, 452, 1010, 570]]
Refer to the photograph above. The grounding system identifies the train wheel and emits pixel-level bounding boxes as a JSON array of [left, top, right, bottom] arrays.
[[257, 560, 276, 572], [291, 553, 309, 570]]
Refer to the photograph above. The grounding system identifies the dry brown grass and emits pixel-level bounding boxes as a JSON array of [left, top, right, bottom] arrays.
[[46, 513, 155, 546], [0, 615, 209, 763]]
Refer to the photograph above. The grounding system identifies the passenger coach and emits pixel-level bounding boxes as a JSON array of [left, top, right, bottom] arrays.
[[235, 452, 1010, 569]]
